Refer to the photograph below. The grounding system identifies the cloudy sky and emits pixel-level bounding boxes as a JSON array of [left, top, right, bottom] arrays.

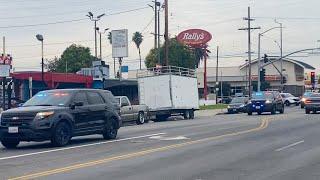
[[1, 0, 320, 75]]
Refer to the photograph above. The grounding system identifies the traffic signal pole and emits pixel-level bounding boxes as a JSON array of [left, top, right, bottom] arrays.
[[258, 33, 261, 92]]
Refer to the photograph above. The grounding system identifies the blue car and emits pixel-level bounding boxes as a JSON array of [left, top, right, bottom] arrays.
[[247, 91, 284, 115]]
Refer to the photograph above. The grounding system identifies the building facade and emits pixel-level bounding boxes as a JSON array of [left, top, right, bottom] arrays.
[[197, 58, 315, 97]]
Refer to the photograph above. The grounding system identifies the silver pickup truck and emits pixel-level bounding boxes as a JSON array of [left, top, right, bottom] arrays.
[[115, 96, 149, 125]]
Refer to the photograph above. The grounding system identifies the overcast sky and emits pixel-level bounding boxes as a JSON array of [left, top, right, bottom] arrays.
[[1, 0, 320, 75]]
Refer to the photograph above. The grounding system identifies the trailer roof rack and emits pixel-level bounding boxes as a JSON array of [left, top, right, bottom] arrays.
[[136, 66, 196, 78]]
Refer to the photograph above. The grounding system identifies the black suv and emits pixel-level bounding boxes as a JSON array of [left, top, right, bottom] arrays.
[[0, 89, 121, 149], [247, 91, 284, 115]]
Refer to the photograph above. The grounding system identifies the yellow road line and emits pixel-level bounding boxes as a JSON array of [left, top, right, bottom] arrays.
[[9, 118, 269, 180]]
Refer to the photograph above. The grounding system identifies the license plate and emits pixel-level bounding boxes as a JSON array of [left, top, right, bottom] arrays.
[[256, 106, 261, 110], [233, 109, 237, 112], [8, 127, 18, 134]]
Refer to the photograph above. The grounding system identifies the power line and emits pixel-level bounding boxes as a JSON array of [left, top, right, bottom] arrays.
[[0, 6, 149, 29]]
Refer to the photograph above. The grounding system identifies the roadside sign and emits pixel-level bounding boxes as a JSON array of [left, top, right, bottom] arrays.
[[111, 29, 129, 58], [0, 65, 10, 77], [177, 29, 212, 46]]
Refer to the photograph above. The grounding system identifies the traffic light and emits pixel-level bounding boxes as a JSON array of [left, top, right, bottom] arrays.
[[311, 72, 316, 84], [263, 54, 268, 63], [282, 76, 287, 84], [260, 68, 266, 82]]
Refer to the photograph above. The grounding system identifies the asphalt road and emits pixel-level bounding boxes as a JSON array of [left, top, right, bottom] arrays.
[[1, 106, 320, 180]]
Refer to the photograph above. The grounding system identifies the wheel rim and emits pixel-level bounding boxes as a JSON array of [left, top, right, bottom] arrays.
[[108, 120, 117, 137], [57, 126, 70, 145], [139, 113, 145, 123]]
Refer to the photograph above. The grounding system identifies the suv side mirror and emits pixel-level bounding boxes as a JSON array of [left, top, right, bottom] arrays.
[[18, 103, 24, 107]]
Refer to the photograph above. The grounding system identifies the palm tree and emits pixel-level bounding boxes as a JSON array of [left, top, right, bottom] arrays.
[[194, 46, 210, 68], [107, 32, 116, 77], [132, 32, 144, 69]]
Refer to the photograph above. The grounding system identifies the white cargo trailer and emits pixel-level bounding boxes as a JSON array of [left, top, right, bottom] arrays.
[[137, 66, 199, 121]]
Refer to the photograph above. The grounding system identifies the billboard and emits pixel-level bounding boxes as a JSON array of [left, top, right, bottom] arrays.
[[112, 29, 129, 58], [177, 29, 212, 46]]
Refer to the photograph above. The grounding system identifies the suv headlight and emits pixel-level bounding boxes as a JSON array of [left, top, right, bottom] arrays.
[[35, 111, 54, 120], [240, 104, 245, 107]]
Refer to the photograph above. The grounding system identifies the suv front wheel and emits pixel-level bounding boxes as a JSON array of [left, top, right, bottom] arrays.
[[51, 121, 72, 147], [1, 139, 20, 149]]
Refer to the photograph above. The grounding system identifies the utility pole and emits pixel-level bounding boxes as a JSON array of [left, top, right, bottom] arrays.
[[164, 0, 169, 66], [239, 7, 260, 97], [275, 19, 283, 91], [157, 3, 161, 64], [215, 46, 219, 104], [2, 37, 6, 111], [154, 0, 158, 49], [220, 71, 223, 103]]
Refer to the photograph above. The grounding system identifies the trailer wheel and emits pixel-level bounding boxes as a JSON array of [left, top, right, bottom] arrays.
[[183, 110, 190, 119], [189, 110, 195, 119]]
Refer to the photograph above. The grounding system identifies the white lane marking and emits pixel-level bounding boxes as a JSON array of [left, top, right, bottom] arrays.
[[149, 135, 189, 141], [275, 140, 305, 152], [0, 132, 166, 161]]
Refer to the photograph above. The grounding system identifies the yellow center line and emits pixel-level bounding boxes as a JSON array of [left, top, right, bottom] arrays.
[[9, 118, 269, 180]]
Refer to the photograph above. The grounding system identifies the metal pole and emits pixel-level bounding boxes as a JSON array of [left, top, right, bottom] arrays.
[[2, 37, 6, 111], [280, 23, 283, 91], [258, 33, 261, 91], [119, 57, 122, 80], [204, 50, 207, 100], [41, 40, 44, 83], [114, 58, 116, 78], [215, 46, 219, 104], [99, 32, 102, 60], [94, 20, 97, 58], [247, 7, 252, 98], [164, 0, 169, 66], [220, 71, 223, 104], [157, 8, 161, 64], [154, 0, 158, 49]]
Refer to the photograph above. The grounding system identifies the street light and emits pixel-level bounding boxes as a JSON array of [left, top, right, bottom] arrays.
[[257, 26, 281, 91], [274, 20, 283, 91], [96, 27, 109, 60], [36, 34, 44, 83], [87, 12, 105, 58]]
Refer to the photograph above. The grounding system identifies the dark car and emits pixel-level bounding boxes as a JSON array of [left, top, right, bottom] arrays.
[[247, 91, 284, 115], [0, 89, 121, 149], [300, 92, 313, 109], [304, 93, 320, 114], [227, 97, 249, 114]]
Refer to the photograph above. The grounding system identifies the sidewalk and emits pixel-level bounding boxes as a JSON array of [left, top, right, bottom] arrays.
[[195, 109, 227, 117]]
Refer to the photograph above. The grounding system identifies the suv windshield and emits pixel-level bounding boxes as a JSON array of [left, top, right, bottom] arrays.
[[252, 92, 274, 100], [310, 93, 320, 97], [231, 97, 246, 104], [23, 91, 73, 107]]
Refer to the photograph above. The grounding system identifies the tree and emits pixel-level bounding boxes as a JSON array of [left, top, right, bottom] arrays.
[[46, 44, 96, 73], [132, 32, 144, 69], [145, 37, 196, 69], [194, 47, 207, 68]]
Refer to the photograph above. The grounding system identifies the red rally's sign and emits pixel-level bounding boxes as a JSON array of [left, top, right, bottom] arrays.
[[177, 29, 212, 46]]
